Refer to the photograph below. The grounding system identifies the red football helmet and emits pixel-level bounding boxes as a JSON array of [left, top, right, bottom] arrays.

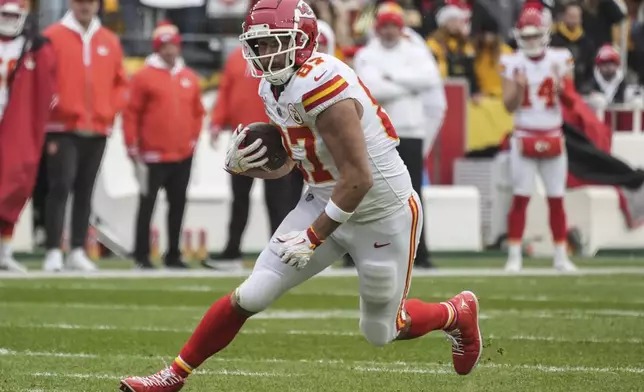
[[0, 0, 28, 37], [514, 8, 550, 58], [239, 0, 319, 85], [596, 44, 620, 66]]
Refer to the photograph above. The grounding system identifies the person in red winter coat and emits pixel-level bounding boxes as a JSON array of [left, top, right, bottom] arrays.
[[123, 22, 205, 269], [0, 0, 57, 273]]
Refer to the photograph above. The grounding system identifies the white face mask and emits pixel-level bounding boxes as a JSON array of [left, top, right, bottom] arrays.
[[0, 6, 26, 37], [515, 28, 549, 58], [240, 26, 309, 86]]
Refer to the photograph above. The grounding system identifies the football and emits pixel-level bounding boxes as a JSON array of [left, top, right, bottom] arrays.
[[243, 122, 289, 171]]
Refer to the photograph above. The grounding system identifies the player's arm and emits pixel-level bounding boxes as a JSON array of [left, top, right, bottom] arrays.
[[557, 52, 579, 108], [500, 58, 525, 112], [310, 99, 373, 240], [502, 76, 523, 112]]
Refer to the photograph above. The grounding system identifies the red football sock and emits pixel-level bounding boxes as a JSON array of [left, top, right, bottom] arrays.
[[0, 220, 14, 239], [507, 195, 530, 243], [547, 197, 567, 243], [172, 294, 247, 377], [404, 298, 457, 339]]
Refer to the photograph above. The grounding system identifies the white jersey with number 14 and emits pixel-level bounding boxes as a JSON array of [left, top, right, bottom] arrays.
[[500, 48, 574, 131], [258, 53, 412, 223]]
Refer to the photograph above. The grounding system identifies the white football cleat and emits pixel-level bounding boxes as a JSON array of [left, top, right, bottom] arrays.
[[0, 241, 27, 273], [43, 249, 64, 272], [66, 248, 98, 271], [504, 259, 522, 273], [0, 256, 27, 273], [554, 257, 578, 272], [201, 258, 243, 272]]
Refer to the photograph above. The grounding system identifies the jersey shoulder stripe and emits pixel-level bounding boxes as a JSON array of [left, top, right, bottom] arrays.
[[301, 74, 349, 113]]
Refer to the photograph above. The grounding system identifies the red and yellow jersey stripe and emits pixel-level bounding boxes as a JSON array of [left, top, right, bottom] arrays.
[[301, 75, 349, 114]]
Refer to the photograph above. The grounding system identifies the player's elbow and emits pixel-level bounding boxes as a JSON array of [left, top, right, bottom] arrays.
[[348, 169, 374, 195]]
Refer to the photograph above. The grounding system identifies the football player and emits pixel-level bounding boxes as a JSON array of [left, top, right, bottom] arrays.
[[119, 0, 482, 390], [0, 0, 56, 273], [500, 6, 578, 272]]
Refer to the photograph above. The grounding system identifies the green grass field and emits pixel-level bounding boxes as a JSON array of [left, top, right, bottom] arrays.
[[1, 257, 644, 392]]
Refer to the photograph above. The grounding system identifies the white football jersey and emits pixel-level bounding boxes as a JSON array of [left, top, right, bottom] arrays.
[[0, 36, 24, 121], [500, 48, 574, 132], [259, 53, 412, 222]]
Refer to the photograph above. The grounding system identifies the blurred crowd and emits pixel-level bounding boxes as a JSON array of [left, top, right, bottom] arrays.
[[27, 0, 644, 106]]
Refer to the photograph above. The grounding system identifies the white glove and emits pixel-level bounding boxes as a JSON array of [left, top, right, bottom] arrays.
[[224, 124, 268, 174], [274, 229, 322, 270]]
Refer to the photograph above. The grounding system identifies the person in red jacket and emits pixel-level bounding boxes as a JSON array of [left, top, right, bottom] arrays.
[[42, 0, 128, 272], [202, 46, 302, 271], [123, 22, 205, 269], [0, 0, 57, 273]]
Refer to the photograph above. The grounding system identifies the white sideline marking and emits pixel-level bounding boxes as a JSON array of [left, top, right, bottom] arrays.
[[2, 348, 644, 375], [2, 302, 644, 319], [2, 267, 644, 279], [27, 369, 279, 380], [1, 282, 642, 305], [2, 322, 642, 344], [354, 366, 453, 374]]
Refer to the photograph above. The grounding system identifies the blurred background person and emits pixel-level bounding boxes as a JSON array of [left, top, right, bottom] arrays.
[[585, 44, 640, 108], [307, 0, 352, 48], [0, 0, 57, 273], [317, 18, 337, 56], [203, 45, 302, 271], [427, 3, 481, 103], [427, 0, 497, 39], [42, 0, 127, 272], [473, 18, 513, 98], [123, 22, 204, 270], [582, 0, 626, 47], [551, 1, 596, 93], [354, 4, 444, 268]]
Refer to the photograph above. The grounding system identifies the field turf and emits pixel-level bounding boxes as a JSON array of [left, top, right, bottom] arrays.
[[1, 257, 643, 392]]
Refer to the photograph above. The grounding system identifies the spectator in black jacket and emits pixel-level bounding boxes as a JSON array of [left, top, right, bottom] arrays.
[[551, 2, 596, 93], [581, 0, 626, 46]]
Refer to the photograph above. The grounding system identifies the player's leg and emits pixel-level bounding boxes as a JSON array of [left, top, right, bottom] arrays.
[[539, 153, 577, 271], [0, 220, 26, 273], [343, 193, 481, 375], [119, 196, 345, 392], [506, 136, 539, 271]]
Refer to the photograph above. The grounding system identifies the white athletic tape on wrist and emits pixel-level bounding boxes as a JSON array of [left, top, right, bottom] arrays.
[[325, 199, 354, 223]]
